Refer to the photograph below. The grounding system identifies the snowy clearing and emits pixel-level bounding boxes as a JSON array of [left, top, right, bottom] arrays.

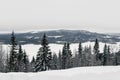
[[1, 66, 120, 80], [2, 42, 120, 60]]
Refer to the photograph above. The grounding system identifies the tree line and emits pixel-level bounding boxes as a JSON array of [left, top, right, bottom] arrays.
[[0, 31, 119, 72]]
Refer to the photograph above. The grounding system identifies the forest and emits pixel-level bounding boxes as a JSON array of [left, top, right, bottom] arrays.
[[0, 31, 119, 72]]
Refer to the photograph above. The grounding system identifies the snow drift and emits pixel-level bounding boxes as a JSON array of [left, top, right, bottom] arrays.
[[1, 66, 120, 80]]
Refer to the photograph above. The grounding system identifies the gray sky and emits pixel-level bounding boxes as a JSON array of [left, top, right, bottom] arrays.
[[0, 0, 120, 33]]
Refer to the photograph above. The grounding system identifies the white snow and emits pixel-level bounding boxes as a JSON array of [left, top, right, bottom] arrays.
[[48, 35, 63, 38], [103, 35, 111, 38], [2, 41, 120, 60], [1, 66, 120, 80], [34, 37, 39, 39]]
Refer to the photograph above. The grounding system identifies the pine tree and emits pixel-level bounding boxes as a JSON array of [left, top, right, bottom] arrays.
[[103, 44, 111, 65], [61, 43, 67, 69], [78, 42, 82, 57], [115, 53, 118, 65], [18, 44, 24, 71], [72, 51, 79, 67], [30, 56, 35, 72], [107, 46, 111, 65], [34, 33, 52, 72], [66, 43, 72, 68], [93, 39, 101, 65], [103, 44, 107, 65], [22, 50, 30, 72], [58, 50, 62, 69], [52, 53, 58, 70], [94, 39, 99, 60], [78, 42, 83, 66], [8, 31, 19, 72], [5, 53, 9, 72], [0, 44, 6, 72], [61, 42, 72, 69]]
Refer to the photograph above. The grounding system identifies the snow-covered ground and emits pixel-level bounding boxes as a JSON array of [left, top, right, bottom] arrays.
[[1, 66, 120, 80], [2, 42, 120, 60]]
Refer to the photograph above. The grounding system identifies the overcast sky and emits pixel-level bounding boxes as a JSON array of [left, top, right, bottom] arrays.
[[0, 0, 120, 33]]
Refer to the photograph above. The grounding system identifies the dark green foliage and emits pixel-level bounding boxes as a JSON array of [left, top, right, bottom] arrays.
[[56, 51, 62, 69], [34, 33, 52, 72], [78, 42, 83, 66], [8, 31, 19, 72], [7, 32, 30, 72], [62, 43, 72, 69], [22, 51, 30, 72], [18, 44, 24, 71], [93, 39, 102, 65], [2, 31, 120, 73], [103, 44, 107, 65], [51, 54, 58, 70], [30, 57, 36, 72], [94, 39, 99, 58]]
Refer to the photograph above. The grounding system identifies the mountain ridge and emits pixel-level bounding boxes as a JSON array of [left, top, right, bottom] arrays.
[[0, 30, 119, 44]]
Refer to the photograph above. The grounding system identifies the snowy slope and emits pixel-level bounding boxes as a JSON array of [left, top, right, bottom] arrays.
[[2, 42, 120, 60], [18, 42, 120, 60], [1, 66, 120, 80]]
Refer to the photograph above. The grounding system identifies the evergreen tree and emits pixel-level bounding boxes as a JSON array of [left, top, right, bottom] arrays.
[[78, 42, 83, 66], [0, 44, 6, 72], [17, 44, 24, 71], [34, 33, 52, 72], [78, 42, 82, 57], [103, 44, 107, 65], [94, 39, 99, 60], [58, 50, 62, 69], [72, 51, 79, 67], [107, 46, 111, 65], [103, 44, 111, 65], [22, 50, 30, 72], [8, 31, 19, 72], [30, 56, 35, 72], [61, 43, 72, 69], [115, 53, 118, 65], [66, 43, 72, 68], [82, 46, 92, 66], [5, 53, 9, 72], [62, 43, 67, 69], [93, 39, 101, 65], [52, 53, 58, 70]]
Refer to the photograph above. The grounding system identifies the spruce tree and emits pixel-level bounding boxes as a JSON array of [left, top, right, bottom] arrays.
[[0, 45, 6, 72], [22, 50, 30, 72], [61, 42, 72, 69], [58, 50, 62, 69], [34, 33, 52, 72], [78, 42, 83, 66], [107, 46, 111, 65], [115, 53, 118, 65], [18, 44, 24, 71], [93, 39, 101, 65], [8, 31, 19, 72], [94, 39, 99, 60], [52, 53, 58, 70], [30, 56, 35, 72], [103, 44, 107, 65], [66, 43, 72, 68], [61, 43, 67, 69], [103, 44, 111, 65]]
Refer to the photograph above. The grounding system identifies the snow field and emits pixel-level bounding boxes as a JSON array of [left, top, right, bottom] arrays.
[[0, 66, 120, 80], [2, 42, 120, 60]]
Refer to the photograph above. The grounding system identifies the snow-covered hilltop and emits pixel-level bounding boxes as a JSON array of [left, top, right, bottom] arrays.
[[1, 66, 120, 80], [0, 30, 120, 44]]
